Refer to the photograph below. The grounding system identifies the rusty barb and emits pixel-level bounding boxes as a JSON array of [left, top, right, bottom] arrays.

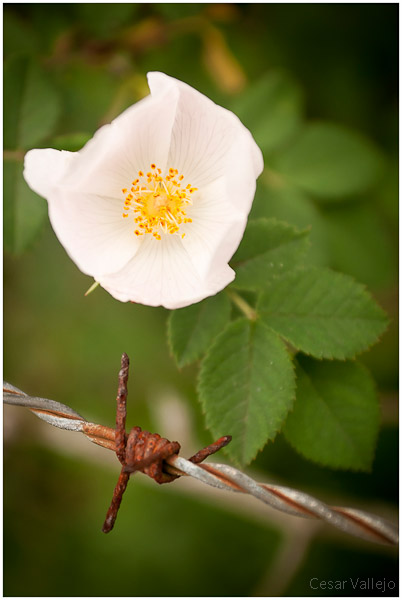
[[3, 354, 399, 545], [102, 353, 231, 533]]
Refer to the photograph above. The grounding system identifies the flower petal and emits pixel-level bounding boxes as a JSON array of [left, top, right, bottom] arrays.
[[24, 148, 76, 198], [56, 82, 181, 200], [181, 177, 246, 279], [23, 72, 264, 308], [24, 148, 141, 277], [48, 189, 142, 277], [23, 78, 183, 278], [98, 234, 234, 309], [148, 72, 263, 190]]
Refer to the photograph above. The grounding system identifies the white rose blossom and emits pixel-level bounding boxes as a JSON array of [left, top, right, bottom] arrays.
[[23, 72, 263, 309]]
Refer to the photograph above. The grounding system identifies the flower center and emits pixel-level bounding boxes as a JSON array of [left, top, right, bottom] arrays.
[[122, 164, 196, 240]]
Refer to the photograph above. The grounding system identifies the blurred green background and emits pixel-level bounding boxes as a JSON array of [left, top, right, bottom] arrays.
[[4, 3, 398, 596]]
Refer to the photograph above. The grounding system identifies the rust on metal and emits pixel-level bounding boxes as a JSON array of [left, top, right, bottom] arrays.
[[188, 435, 232, 464], [4, 376, 398, 545], [259, 484, 319, 517], [115, 352, 129, 464], [200, 463, 245, 492], [333, 507, 395, 545], [102, 470, 130, 533], [82, 422, 116, 451], [102, 353, 231, 533], [31, 408, 83, 421]]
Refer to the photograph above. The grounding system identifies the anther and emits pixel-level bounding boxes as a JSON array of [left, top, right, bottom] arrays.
[[121, 164, 195, 241]]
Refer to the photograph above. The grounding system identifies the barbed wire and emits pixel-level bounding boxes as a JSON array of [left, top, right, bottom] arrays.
[[4, 380, 398, 546]]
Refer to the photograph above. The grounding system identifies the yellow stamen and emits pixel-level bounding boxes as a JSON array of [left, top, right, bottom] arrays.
[[121, 164, 194, 241]]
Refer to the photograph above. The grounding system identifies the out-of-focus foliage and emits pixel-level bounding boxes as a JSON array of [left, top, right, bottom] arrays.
[[4, 55, 61, 253], [231, 70, 304, 154], [4, 3, 398, 597], [273, 122, 384, 200]]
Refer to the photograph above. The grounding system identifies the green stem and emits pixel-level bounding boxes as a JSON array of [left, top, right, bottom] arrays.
[[226, 289, 257, 321]]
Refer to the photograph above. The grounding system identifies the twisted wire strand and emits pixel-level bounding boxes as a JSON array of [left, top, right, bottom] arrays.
[[3, 382, 398, 546]]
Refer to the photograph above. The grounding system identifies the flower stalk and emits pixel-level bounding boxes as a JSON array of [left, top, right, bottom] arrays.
[[226, 289, 257, 321]]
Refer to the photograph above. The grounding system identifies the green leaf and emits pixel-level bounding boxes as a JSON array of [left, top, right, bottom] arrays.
[[274, 122, 384, 200], [4, 55, 61, 150], [3, 10, 40, 57], [231, 70, 304, 154], [51, 132, 92, 152], [321, 202, 397, 290], [258, 267, 388, 359], [4, 159, 47, 254], [198, 318, 295, 466], [250, 179, 330, 267], [283, 357, 380, 471], [53, 63, 117, 133], [154, 3, 205, 20], [231, 218, 310, 291], [168, 293, 231, 368], [75, 4, 140, 39]]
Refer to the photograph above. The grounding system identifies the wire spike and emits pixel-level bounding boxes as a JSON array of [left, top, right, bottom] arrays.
[[3, 374, 398, 546]]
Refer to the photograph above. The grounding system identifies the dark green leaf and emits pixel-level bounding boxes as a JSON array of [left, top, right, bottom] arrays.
[[321, 202, 397, 289], [4, 55, 61, 150], [75, 4, 140, 39], [198, 318, 295, 466], [283, 357, 380, 471], [231, 218, 310, 291], [168, 293, 231, 368], [53, 63, 118, 133], [250, 179, 330, 266], [231, 70, 304, 154], [275, 122, 384, 199], [258, 267, 388, 359], [3, 11, 40, 57], [4, 159, 47, 254], [51, 132, 92, 152], [155, 3, 205, 20]]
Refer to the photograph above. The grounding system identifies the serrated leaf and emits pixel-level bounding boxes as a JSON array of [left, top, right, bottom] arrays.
[[231, 70, 304, 154], [4, 55, 61, 150], [283, 357, 380, 471], [198, 318, 295, 467], [275, 122, 384, 200], [258, 267, 388, 359], [4, 159, 47, 254], [168, 293, 231, 368], [250, 178, 330, 267], [231, 218, 310, 291]]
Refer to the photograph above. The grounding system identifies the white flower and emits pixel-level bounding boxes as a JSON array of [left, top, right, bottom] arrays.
[[23, 72, 263, 309]]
